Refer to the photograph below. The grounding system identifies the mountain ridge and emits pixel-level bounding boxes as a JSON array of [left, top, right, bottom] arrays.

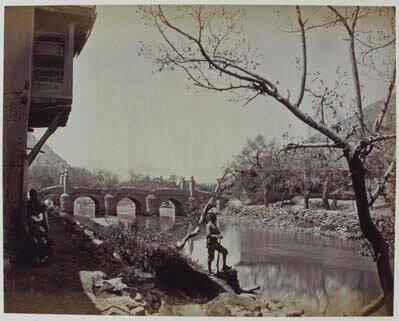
[[28, 133, 70, 171]]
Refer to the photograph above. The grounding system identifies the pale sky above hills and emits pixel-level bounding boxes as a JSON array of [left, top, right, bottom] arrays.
[[36, 5, 395, 183]]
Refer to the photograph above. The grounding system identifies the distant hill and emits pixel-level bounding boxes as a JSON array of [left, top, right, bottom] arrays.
[[309, 95, 396, 142], [344, 96, 395, 132], [28, 133, 70, 171]]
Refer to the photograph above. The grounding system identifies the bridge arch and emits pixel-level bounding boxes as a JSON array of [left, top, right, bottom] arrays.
[[42, 193, 60, 207], [116, 197, 136, 217], [158, 197, 184, 216], [73, 195, 101, 217], [39, 185, 63, 205], [169, 198, 184, 216], [116, 196, 144, 216]]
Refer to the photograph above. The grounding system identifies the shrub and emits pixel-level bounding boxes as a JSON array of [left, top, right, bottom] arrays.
[[97, 220, 187, 274]]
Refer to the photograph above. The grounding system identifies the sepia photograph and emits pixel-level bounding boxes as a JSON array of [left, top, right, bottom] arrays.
[[2, 1, 397, 317]]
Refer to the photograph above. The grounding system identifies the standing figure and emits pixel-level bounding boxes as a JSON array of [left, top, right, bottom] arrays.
[[27, 189, 48, 237], [206, 211, 231, 275], [25, 189, 53, 265]]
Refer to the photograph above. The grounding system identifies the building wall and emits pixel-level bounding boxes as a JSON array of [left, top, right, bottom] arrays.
[[3, 7, 35, 253]]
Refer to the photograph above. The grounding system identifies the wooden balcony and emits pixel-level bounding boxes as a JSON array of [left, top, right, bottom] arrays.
[[28, 6, 96, 128]]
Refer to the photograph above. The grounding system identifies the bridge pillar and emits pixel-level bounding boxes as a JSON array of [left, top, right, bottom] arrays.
[[146, 195, 159, 216], [104, 194, 117, 216], [97, 197, 106, 217], [189, 176, 196, 198], [60, 193, 73, 215], [63, 170, 70, 194], [179, 177, 187, 191]]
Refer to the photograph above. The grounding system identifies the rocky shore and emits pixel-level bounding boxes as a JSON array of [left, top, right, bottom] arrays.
[[59, 214, 164, 315], [62, 215, 212, 316], [220, 199, 394, 258], [66, 213, 309, 317], [158, 292, 305, 317]]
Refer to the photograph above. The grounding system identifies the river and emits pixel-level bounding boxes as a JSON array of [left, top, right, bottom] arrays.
[[72, 201, 382, 316], [183, 217, 381, 316]]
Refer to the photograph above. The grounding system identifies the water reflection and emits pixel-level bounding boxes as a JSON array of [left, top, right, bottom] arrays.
[[70, 205, 382, 315], [117, 198, 136, 218], [184, 219, 381, 316], [137, 215, 175, 231], [74, 197, 95, 217]]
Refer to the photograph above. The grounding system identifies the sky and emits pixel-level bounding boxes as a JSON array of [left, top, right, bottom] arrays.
[[37, 5, 395, 183]]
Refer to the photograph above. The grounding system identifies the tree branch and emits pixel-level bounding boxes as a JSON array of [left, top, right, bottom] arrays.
[[368, 161, 395, 208], [175, 169, 230, 251], [330, 6, 366, 138], [367, 134, 396, 144], [157, 6, 264, 86], [280, 16, 348, 33], [153, 6, 349, 150], [295, 6, 307, 108], [328, 6, 353, 34], [351, 6, 360, 31], [280, 142, 341, 153], [360, 38, 395, 63], [243, 91, 262, 107], [374, 66, 396, 133]]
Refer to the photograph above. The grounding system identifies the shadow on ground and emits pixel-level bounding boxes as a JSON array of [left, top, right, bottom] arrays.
[[4, 213, 104, 314]]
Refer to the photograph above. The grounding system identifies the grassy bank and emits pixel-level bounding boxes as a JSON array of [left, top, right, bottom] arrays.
[[220, 199, 394, 259]]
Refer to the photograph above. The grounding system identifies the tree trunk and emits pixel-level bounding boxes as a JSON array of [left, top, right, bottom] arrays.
[[361, 293, 384, 316], [302, 172, 310, 209], [332, 197, 338, 209], [322, 180, 330, 210], [303, 191, 310, 209], [263, 187, 270, 207], [347, 154, 393, 315], [280, 190, 287, 207]]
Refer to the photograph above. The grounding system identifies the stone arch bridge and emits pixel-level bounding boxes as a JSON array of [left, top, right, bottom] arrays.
[[39, 173, 228, 217]]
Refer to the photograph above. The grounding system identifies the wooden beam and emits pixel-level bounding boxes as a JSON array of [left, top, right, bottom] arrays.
[[64, 22, 75, 96], [27, 147, 44, 154], [28, 111, 65, 166], [37, 6, 96, 19]]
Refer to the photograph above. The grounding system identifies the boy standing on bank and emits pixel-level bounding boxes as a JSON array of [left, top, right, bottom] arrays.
[[206, 211, 231, 275]]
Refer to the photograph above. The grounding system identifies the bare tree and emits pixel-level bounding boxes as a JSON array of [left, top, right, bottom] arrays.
[[176, 168, 230, 250], [139, 5, 395, 314], [228, 135, 284, 206], [91, 168, 120, 190]]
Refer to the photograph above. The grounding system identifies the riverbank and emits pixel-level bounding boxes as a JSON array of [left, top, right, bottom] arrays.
[[5, 211, 227, 315], [220, 199, 394, 258], [6, 203, 387, 316], [75, 214, 307, 316]]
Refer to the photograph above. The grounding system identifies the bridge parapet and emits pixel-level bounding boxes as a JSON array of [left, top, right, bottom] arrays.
[[72, 187, 106, 194], [153, 188, 189, 196], [39, 176, 229, 217], [39, 185, 64, 196], [115, 187, 150, 195]]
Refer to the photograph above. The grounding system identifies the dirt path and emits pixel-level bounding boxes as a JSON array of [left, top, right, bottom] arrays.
[[4, 213, 104, 314]]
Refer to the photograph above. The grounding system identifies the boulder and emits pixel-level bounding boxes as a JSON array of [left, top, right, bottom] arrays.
[[92, 238, 104, 246], [102, 306, 130, 315], [83, 229, 94, 238], [205, 293, 264, 316], [129, 306, 146, 316], [285, 309, 305, 317]]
